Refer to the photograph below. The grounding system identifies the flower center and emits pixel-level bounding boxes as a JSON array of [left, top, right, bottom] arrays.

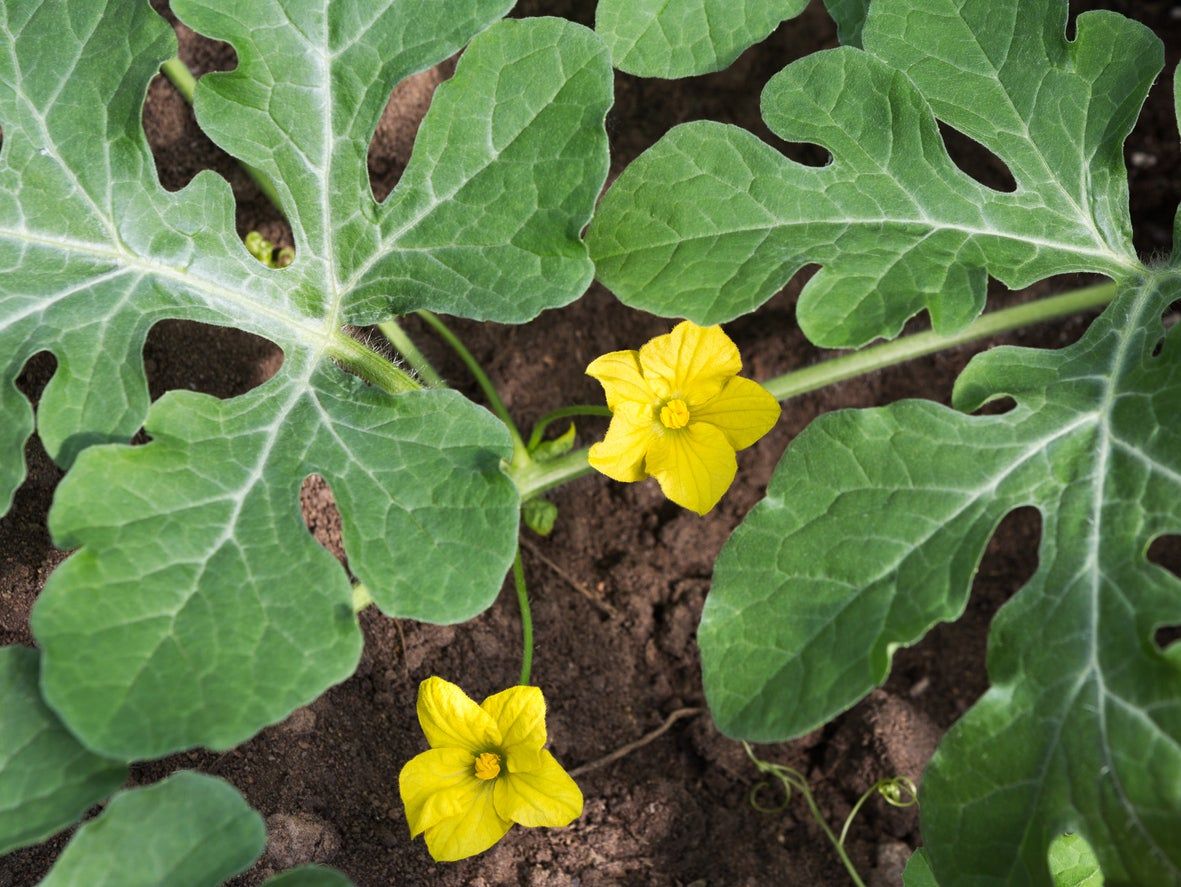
[[659, 398, 690, 429], [474, 752, 502, 781]]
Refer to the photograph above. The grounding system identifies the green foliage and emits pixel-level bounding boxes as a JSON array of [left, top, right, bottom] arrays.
[[522, 496, 559, 537], [903, 850, 939, 887], [595, 0, 807, 78], [39, 772, 264, 887], [0, 647, 126, 855], [594, 0, 872, 78], [0, 2, 611, 760], [1049, 834, 1104, 887], [531, 422, 577, 462], [263, 867, 355, 887], [702, 272, 1181, 883], [586, 0, 1181, 882], [588, 0, 1155, 348], [821, 0, 870, 47]]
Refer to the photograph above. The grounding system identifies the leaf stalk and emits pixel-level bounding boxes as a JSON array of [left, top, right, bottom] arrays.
[[512, 281, 1118, 500]]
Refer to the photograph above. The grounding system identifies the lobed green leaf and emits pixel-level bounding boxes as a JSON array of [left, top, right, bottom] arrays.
[[0, 2, 612, 759], [588, 0, 1157, 348], [595, 0, 808, 79], [39, 771, 264, 887], [701, 272, 1181, 884], [0, 646, 126, 855]]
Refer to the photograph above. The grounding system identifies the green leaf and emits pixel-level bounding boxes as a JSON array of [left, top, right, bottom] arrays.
[[0, 646, 126, 855], [701, 273, 1181, 884], [595, 0, 808, 79], [0, 3, 612, 759], [821, 0, 870, 46], [903, 849, 939, 887], [1049, 834, 1104, 887], [531, 422, 576, 462], [40, 771, 264, 887], [588, 0, 1156, 348], [264, 866, 355, 887], [522, 496, 558, 537]]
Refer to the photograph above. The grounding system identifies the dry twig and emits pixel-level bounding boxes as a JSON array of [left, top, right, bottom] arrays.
[[570, 707, 703, 777], [521, 537, 621, 620]]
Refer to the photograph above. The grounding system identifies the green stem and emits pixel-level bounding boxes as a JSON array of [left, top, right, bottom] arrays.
[[837, 782, 883, 848], [416, 310, 530, 465], [513, 550, 533, 686], [326, 333, 421, 396], [512, 447, 593, 501], [160, 57, 197, 103], [511, 282, 1117, 500], [742, 743, 866, 887], [378, 319, 446, 387], [763, 281, 1116, 401], [161, 57, 287, 214], [527, 405, 612, 452]]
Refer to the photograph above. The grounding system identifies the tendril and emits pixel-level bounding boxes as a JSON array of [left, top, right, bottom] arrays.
[[741, 741, 920, 887]]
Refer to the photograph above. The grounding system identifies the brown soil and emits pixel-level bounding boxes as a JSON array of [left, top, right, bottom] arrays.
[[3, 1, 1180, 885]]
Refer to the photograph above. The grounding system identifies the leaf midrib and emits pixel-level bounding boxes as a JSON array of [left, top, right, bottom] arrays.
[[0, 225, 329, 349]]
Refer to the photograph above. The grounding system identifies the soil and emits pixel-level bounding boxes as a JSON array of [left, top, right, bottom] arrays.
[[3, 1, 1180, 885]]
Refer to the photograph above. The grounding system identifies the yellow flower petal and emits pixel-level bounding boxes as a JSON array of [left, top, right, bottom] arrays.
[[638, 321, 741, 403], [646, 423, 737, 515], [481, 686, 546, 767], [493, 749, 584, 828], [422, 780, 512, 862], [587, 402, 653, 483], [693, 375, 781, 450], [586, 349, 655, 409], [399, 747, 478, 838], [417, 677, 500, 753]]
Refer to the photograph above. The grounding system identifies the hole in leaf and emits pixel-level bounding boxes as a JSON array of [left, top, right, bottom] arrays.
[[889, 506, 1041, 728], [1156, 625, 1181, 652], [300, 474, 347, 566], [15, 350, 57, 403], [143, 320, 282, 401], [1147, 534, 1181, 580], [144, 32, 237, 194], [368, 62, 453, 203], [143, 25, 291, 247], [1152, 337, 1165, 358], [938, 121, 1017, 193], [973, 395, 1017, 416]]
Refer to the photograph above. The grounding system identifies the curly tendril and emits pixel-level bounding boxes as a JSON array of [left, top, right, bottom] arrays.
[[740, 742, 919, 887]]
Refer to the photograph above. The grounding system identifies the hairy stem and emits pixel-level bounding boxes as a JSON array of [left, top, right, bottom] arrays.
[[326, 333, 421, 396], [512, 282, 1118, 500], [161, 57, 418, 398], [378, 319, 446, 387]]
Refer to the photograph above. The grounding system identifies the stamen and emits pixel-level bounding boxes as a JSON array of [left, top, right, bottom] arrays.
[[659, 398, 690, 429], [474, 752, 501, 780]]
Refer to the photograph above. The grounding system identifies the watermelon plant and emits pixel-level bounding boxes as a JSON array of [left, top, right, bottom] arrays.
[[0, 0, 611, 880], [1, 0, 1177, 883], [589, 0, 1181, 883]]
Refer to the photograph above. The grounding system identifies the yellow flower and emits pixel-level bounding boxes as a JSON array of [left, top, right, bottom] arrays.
[[586, 321, 781, 515], [398, 677, 583, 862]]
